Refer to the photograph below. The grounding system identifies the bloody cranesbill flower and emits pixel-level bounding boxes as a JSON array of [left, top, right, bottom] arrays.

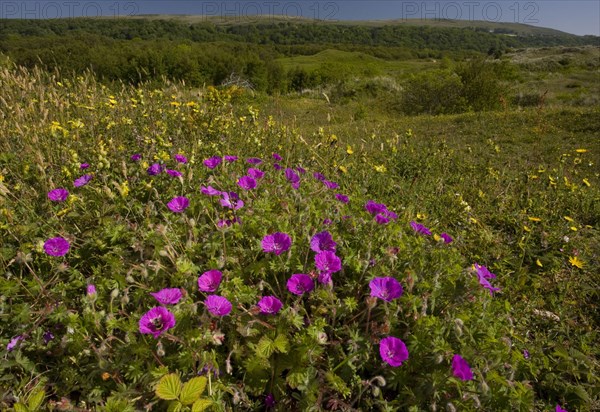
[[174, 154, 188, 164], [48, 188, 69, 202], [204, 156, 222, 169], [335, 194, 349, 203], [151, 288, 183, 305], [410, 221, 432, 236], [7, 335, 24, 351], [257, 296, 283, 315], [323, 218, 332, 225], [315, 251, 342, 274], [313, 172, 326, 181], [556, 405, 568, 412], [44, 237, 70, 256], [87, 284, 96, 296], [365, 200, 387, 215], [285, 168, 300, 185], [375, 214, 390, 225], [523, 350, 530, 359], [451, 354, 474, 380], [198, 270, 223, 292], [296, 166, 306, 174], [73, 174, 92, 187], [272, 153, 282, 161], [139, 307, 176, 338], [286, 274, 314, 295], [273, 163, 282, 171], [323, 180, 339, 189], [147, 163, 162, 175], [248, 168, 264, 179], [262, 232, 292, 255], [167, 196, 189, 213], [310, 231, 337, 253], [205, 295, 232, 316], [473, 264, 500, 296], [379, 336, 409, 367], [238, 176, 257, 190], [166, 169, 182, 178], [80, 163, 90, 170], [220, 191, 244, 210], [369, 277, 403, 302], [265, 393, 276, 408], [440, 233, 453, 243], [201, 185, 221, 196], [247, 157, 263, 165], [43, 330, 54, 345], [224, 155, 238, 162], [130, 153, 142, 161]]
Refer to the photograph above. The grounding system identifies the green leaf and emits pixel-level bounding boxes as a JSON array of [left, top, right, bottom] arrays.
[[273, 334, 289, 354], [27, 389, 45, 411], [167, 400, 182, 412], [191, 398, 213, 412], [255, 336, 275, 358], [156, 373, 182, 401], [179, 376, 207, 405], [14, 403, 29, 412], [325, 371, 351, 398]]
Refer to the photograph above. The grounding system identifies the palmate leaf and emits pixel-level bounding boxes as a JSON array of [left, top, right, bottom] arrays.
[[179, 376, 208, 405], [325, 371, 351, 398], [273, 334, 289, 354], [156, 373, 182, 401], [255, 336, 275, 358]]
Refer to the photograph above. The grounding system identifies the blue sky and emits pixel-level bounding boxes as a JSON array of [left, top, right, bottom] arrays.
[[2, 1, 599, 36]]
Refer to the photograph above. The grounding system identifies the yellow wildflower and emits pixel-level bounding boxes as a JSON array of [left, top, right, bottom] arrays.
[[374, 164, 387, 173], [536, 259, 543, 267], [528, 217, 541, 222], [569, 256, 584, 269], [582, 178, 591, 187], [346, 145, 354, 155], [575, 149, 587, 153]]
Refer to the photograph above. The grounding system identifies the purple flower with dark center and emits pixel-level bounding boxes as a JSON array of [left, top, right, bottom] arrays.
[[87, 284, 96, 296], [375, 214, 390, 225], [317, 272, 332, 284], [365, 200, 387, 215], [238, 176, 257, 190], [147, 163, 162, 175], [383, 209, 398, 220], [335, 194, 349, 203], [310, 231, 337, 253], [248, 168, 264, 179], [174, 154, 188, 164], [440, 233, 453, 243], [217, 218, 240, 228], [166, 169, 182, 178], [44, 237, 70, 257], [220, 191, 244, 210], [257, 296, 283, 315], [323, 218, 332, 225], [167, 196, 189, 213], [410, 221, 432, 236], [451, 354, 474, 380], [247, 157, 263, 165], [296, 166, 306, 174], [201, 185, 222, 196], [130, 153, 142, 161], [523, 350, 530, 359], [7, 335, 23, 351], [265, 393, 276, 408], [43, 331, 54, 345], [262, 232, 292, 255], [198, 270, 223, 292], [150, 288, 183, 305], [80, 163, 90, 170], [204, 156, 222, 169], [556, 405, 568, 412], [379, 336, 409, 367], [285, 168, 300, 184], [323, 180, 338, 189], [313, 172, 326, 181], [315, 251, 342, 274], [48, 188, 69, 202], [273, 163, 282, 171], [139, 306, 176, 338], [369, 277, 403, 301], [272, 153, 282, 161], [205, 295, 232, 316], [224, 155, 238, 162], [287, 274, 315, 295], [474, 264, 496, 280], [73, 174, 92, 187]]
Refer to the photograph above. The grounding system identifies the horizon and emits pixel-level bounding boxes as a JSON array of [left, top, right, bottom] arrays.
[[1, 1, 599, 36]]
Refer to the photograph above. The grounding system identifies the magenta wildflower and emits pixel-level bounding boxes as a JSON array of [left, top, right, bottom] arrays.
[[451, 354, 474, 380], [139, 307, 176, 338], [335, 194, 349, 203], [238, 176, 257, 190], [257, 296, 283, 315], [379, 336, 409, 367], [310, 231, 337, 253], [205, 295, 232, 316], [86, 284, 96, 296], [247, 157, 263, 165], [556, 405, 568, 412], [224, 155, 238, 162], [272, 153, 282, 161], [147, 163, 162, 175], [474, 264, 500, 296], [248, 168, 264, 179], [174, 154, 188, 164], [318, 272, 332, 284], [167, 196, 189, 213], [80, 163, 90, 169], [286, 274, 315, 295], [523, 350, 530, 359], [220, 191, 244, 210], [313, 172, 326, 181], [265, 393, 276, 408], [440, 233, 453, 243], [369, 277, 403, 301], [150, 288, 183, 305], [296, 166, 306, 174], [43, 331, 54, 344], [7, 335, 24, 351], [365, 200, 387, 215], [315, 251, 342, 274], [262, 232, 292, 255], [198, 270, 223, 292], [217, 217, 239, 227], [323, 218, 333, 225], [73, 174, 92, 187], [48, 188, 69, 202], [285, 168, 300, 185], [204, 156, 222, 169], [166, 169, 182, 178], [273, 163, 282, 171], [201, 185, 222, 196], [323, 180, 338, 189], [375, 214, 390, 225], [130, 153, 142, 161], [44, 237, 70, 257], [410, 221, 432, 236]]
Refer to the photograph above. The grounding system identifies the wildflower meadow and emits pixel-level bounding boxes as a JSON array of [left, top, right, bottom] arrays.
[[0, 59, 598, 412]]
